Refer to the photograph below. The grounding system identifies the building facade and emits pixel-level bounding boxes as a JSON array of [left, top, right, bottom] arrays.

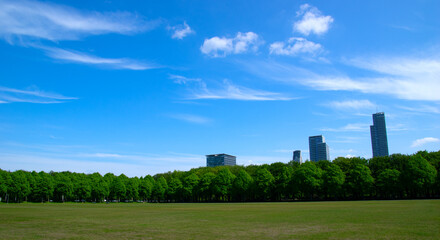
[[293, 150, 302, 164], [370, 112, 389, 157], [309, 135, 330, 162], [206, 153, 236, 167]]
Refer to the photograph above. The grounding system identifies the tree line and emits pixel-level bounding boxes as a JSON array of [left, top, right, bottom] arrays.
[[1, 150, 439, 203]]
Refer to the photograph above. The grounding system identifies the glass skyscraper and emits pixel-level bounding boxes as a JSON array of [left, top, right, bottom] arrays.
[[293, 150, 302, 164], [370, 112, 389, 157], [206, 153, 236, 167], [309, 135, 330, 162]]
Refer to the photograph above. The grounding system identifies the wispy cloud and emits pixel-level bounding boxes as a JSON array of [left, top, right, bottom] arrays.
[[200, 32, 263, 57], [332, 136, 363, 143], [321, 123, 370, 132], [0, 85, 77, 104], [169, 74, 201, 84], [398, 105, 440, 114], [171, 74, 293, 101], [327, 56, 440, 101], [190, 79, 293, 101], [169, 21, 194, 39], [389, 25, 415, 31], [0, 151, 205, 177], [82, 153, 124, 158], [168, 114, 212, 124], [411, 137, 439, 148], [239, 155, 290, 165], [327, 100, 376, 110], [387, 123, 409, 132], [44, 47, 156, 70], [294, 4, 334, 36], [0, 0, 157, 42], [269, 37, 322, 56], [240, 54, 440, 101]]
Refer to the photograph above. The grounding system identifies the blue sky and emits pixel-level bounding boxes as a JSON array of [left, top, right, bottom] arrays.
[[1, 0, 439, 176]]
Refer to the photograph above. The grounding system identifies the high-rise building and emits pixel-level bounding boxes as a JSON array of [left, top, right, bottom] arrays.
[[206, 153, 236, 167], [370, 112, 389, 157], [293, 150, 302, 164], [309, 135, 330, 162]]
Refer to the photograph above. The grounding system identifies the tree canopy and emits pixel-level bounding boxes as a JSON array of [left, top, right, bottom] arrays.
[[1, 150, 439, 203]]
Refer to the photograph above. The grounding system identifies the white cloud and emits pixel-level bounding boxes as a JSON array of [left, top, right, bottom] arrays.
[[169, 114, 211, 124], [0, 85, 77, 104], [44, 47, 156, 70], [234, 32, 261, 53], [294, 4, 334, 36], [411, 137, 440, 147], [200, 32, 262, 57], [270, 37, 321, 56], [200, 36, 233, 57], [0, 0, 156, 42], [327, 100, 375, 110], [190, 79, 293, 101], [170, 21, 194, 39]]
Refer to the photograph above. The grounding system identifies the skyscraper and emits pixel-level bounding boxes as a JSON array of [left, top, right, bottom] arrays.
[[206, 153, 236, 167], [293, 150, 302, 164], [309, 135, 330, 162], [370, 112, 389, 157]]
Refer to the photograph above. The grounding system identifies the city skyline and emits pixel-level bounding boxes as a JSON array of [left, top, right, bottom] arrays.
[[1, 0, 439, 176]]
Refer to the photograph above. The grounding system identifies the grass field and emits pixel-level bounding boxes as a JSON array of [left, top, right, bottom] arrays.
[[0, 200, 439, 239]]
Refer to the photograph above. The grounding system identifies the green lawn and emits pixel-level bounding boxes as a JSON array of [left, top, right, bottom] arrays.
[[0, 200, 439, 239]]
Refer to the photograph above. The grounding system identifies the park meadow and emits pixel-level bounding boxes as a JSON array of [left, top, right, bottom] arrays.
[[1, 200, 439, 239]]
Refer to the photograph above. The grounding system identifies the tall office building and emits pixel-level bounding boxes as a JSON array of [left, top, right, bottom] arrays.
[[309, 135, 330, 162], [293, 150, 302, 164], [206, 153, 236, 167], [370, 112, 389, 157]]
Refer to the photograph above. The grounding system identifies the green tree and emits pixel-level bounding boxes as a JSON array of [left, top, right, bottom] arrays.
[[199, 172, 216, 202], [152, 176, 168, 202], [53, 172, 73, 202], [232, 169, 253, 201], [9, 171, 31, 202], [110, 176, 126, 201], [346, 163, 374, 199], [90, 173, 109, 202], [167, 177, 183, 202], [376, 169, 400, 199], [0, 170, 12, 202], [213, 168, 235, 201], [321, 163, 345, 199], [254, 168, 275, 201], [139, 176, 154, 201], [37, 171, 54, 202], [126, 177, 140, 201], [268, 163, 292, 200], [75, 174, 92, 201], [27, 171, 39, 202], [183, 173, 200, 202], [403, 154, 437, 197], [292, 162, 322, 200]]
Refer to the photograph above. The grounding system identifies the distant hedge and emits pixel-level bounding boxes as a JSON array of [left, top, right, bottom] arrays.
[[1, 150, 439, 203]]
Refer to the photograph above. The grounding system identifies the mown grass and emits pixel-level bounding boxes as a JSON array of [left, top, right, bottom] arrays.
[[0, 200, 439, 239]]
